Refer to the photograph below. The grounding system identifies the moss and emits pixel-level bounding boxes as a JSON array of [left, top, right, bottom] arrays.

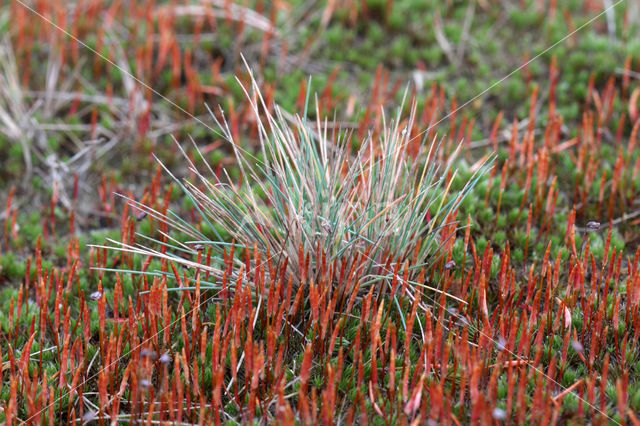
[[451, 238, 465, 265], [54, 241, 68, 260], [490, 255, 500, 278], [512, 248, 524, 263], [390, 38, 410, 63], [510, 9, 541, 28], [121, 274, 135, 295], [443, 23, 462, 44], [497, 378, 508, 399], [476, 236, 488, 254], [325, 27, 343, 49], [604, 382, 618, 404], [0, 252, 26, 282], [9, 142, 23, 162], [572, 314, 583, 331], [422, 46, 443, 65], [589, 233, 605, 258], [506, 79, 527, 104], [502, 185, 524, 210], [494, 230, 507, 247], [367, 22, 384, 44], [387, 10, 404, 31], [475, 179, 489, 198], [507, 208, 520, 224], [563, 368, 578, 387], [21, 220, 43, 243], [610, 229, 625, 252], [460, 193, 478, 214], [630, 386, 640, 412]]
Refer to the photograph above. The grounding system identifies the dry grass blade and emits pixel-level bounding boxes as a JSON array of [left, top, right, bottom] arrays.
[[0, 37, 33, 177]]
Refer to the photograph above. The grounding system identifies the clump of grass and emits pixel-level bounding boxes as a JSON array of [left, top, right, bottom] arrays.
[[104, 71, 489, 310]]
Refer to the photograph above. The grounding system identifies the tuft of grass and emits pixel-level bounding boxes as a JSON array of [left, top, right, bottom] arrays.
[[102, 71, 489, 314]]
